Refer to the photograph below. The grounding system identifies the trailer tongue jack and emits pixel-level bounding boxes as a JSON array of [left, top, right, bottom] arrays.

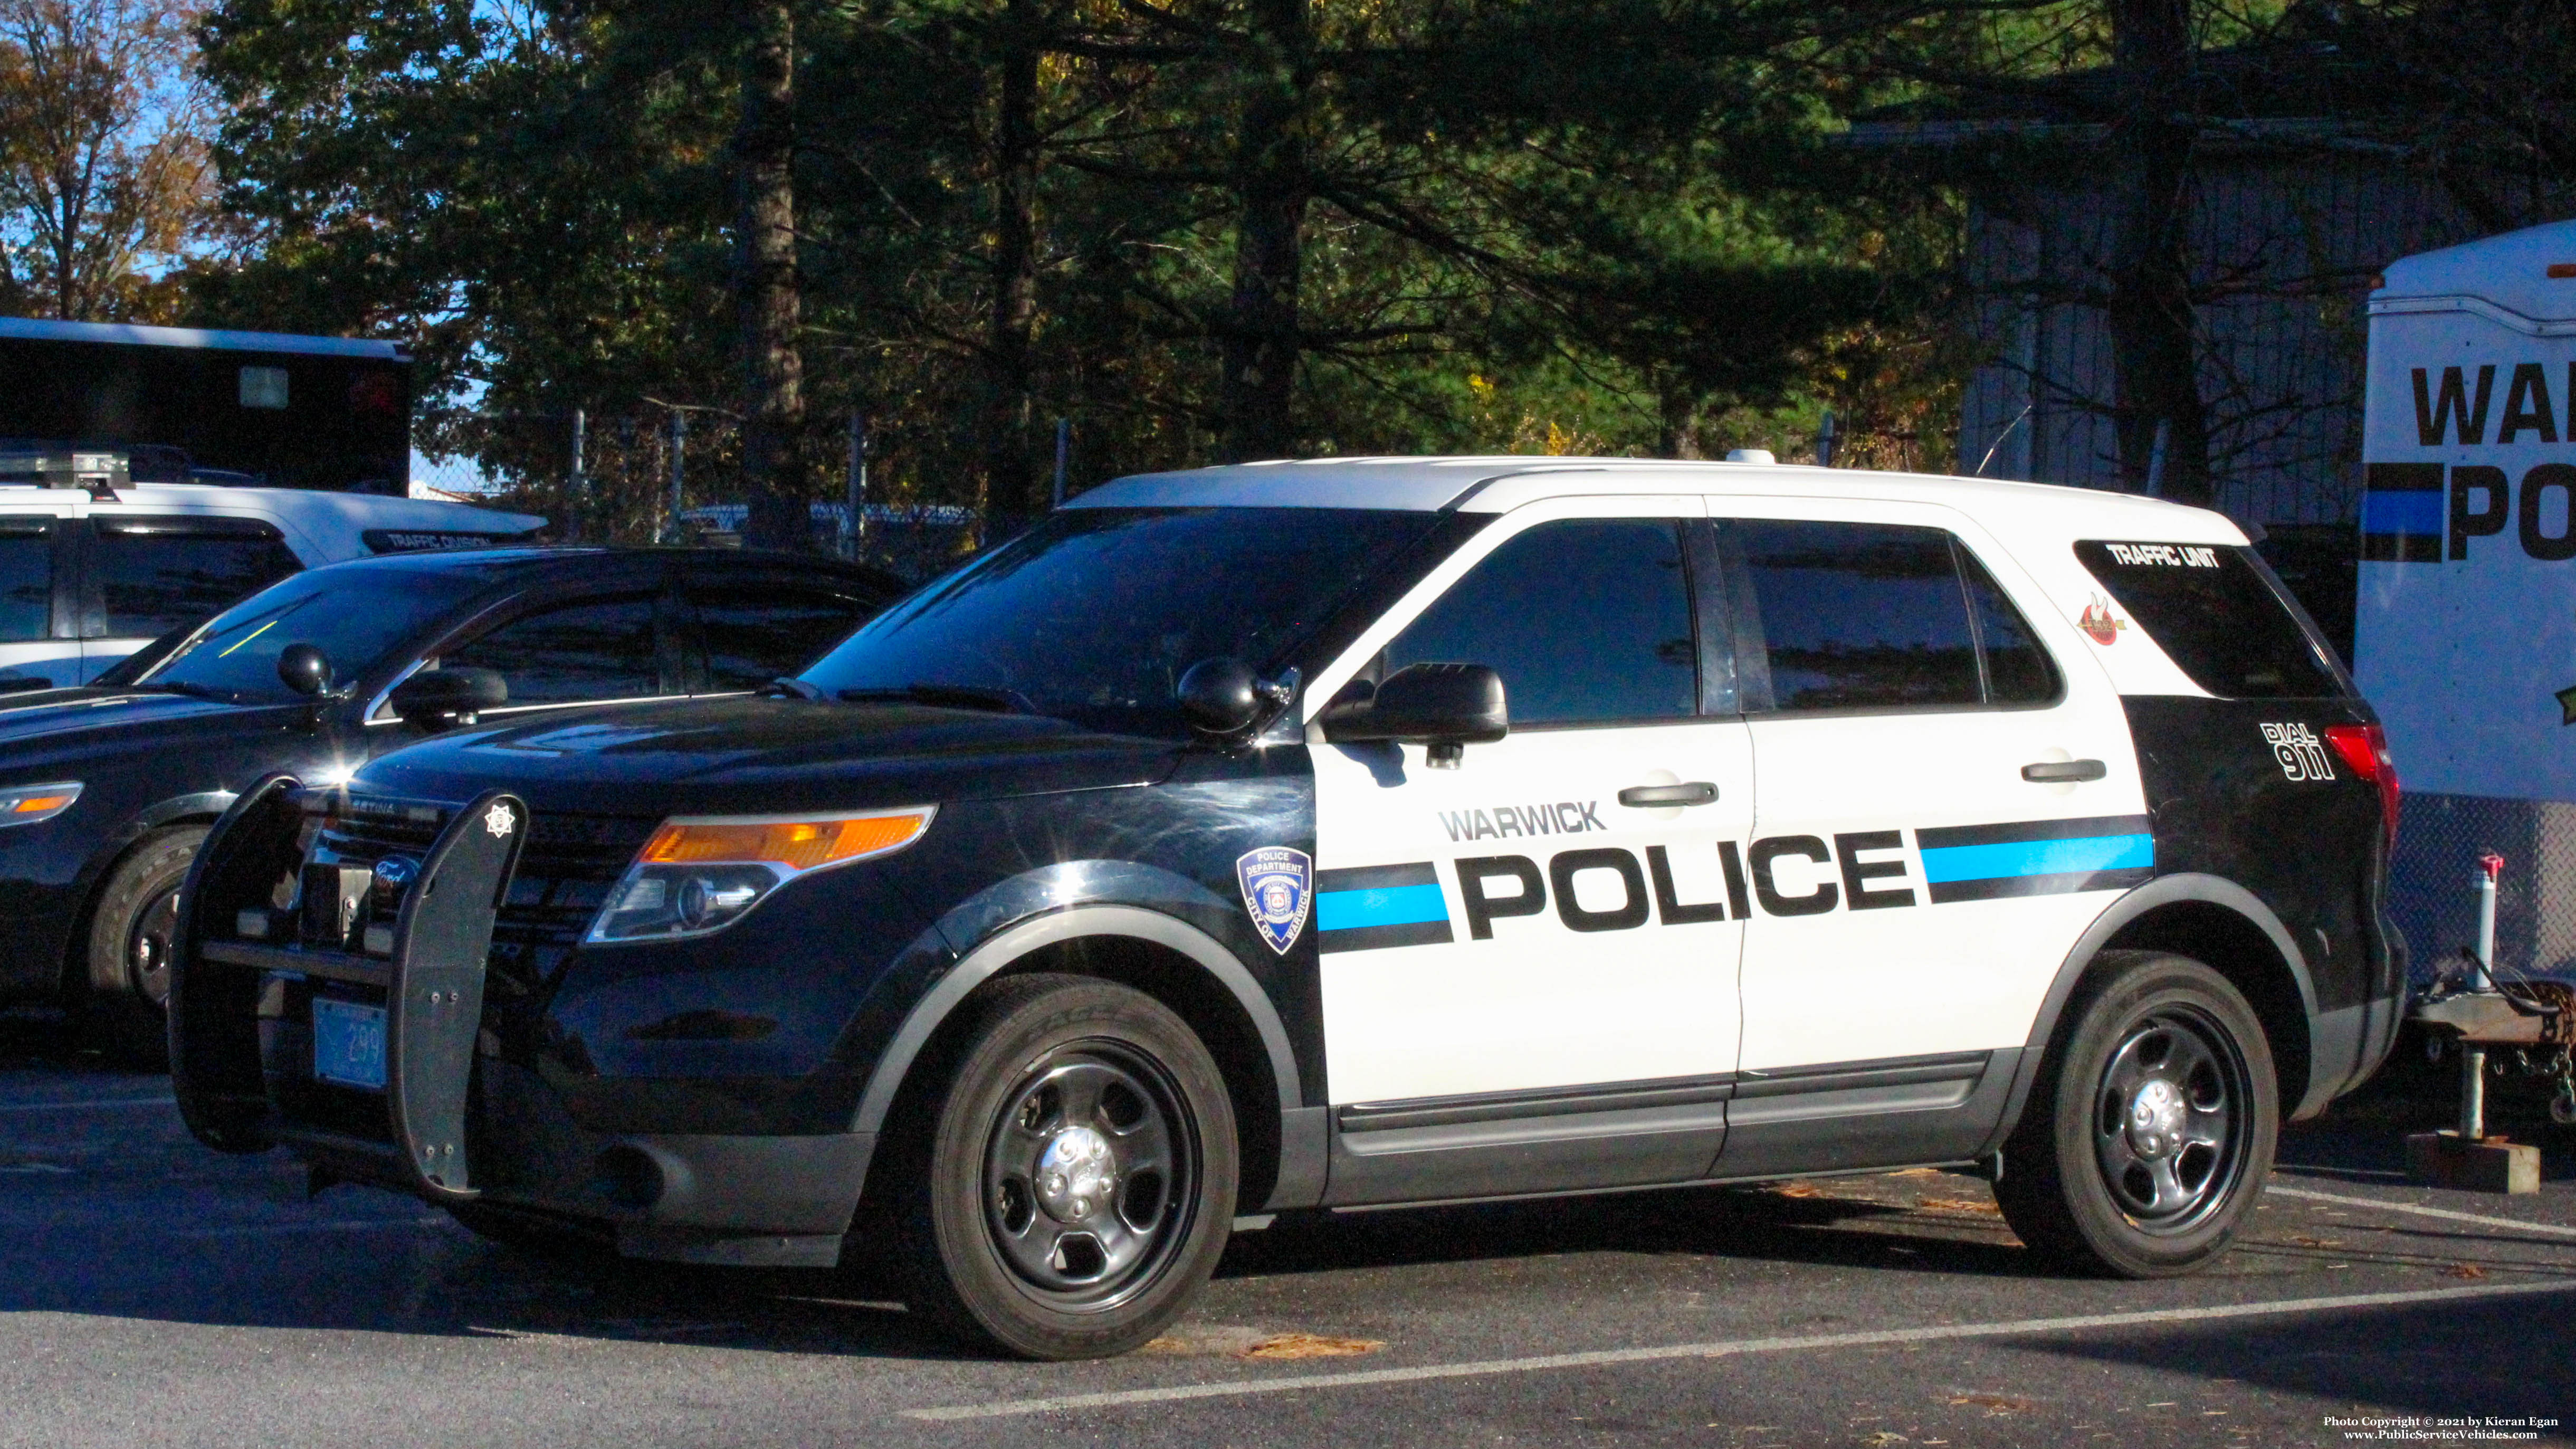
[[2406, 852, 2555, 1194]]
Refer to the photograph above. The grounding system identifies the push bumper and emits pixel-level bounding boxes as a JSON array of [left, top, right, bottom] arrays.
[[169, 775, 870, 1266]]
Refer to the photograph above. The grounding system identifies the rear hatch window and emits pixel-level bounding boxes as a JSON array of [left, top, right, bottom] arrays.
[[2073, 541, 2347, 699]]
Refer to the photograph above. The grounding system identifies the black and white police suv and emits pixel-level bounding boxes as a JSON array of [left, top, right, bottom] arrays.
[[169, 457, 2404, 1359]]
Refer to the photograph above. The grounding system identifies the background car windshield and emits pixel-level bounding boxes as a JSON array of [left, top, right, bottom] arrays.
[[800, 507, 1448, 737], [139, 567, 485, 702]]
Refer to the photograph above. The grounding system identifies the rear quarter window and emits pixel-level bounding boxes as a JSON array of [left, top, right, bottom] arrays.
[[2073, 540, 2345, 699]]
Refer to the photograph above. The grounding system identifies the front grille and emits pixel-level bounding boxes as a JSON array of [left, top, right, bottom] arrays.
[[304, 793, 657, 992]]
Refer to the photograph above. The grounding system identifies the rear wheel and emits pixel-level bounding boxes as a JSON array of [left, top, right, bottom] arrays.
[[83, 826, 206, 1067], [1995, 950, 2277, 1278], [884, 973, 1238, 1359]]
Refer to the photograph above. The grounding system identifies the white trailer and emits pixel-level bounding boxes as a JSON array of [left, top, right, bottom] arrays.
[[2356, 218, 2576, 978]]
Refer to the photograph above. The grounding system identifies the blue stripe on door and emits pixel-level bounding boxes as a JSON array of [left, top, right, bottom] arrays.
[[1917, 833, 2155, 885], [1316, 881, 1451, 931]]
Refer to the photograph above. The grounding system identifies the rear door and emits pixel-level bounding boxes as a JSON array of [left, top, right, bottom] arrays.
[[79, 516, 302, 681], [1720, 501, 2142, 1152]]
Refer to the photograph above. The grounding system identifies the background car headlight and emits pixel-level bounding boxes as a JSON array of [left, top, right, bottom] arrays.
[[586, 806, 935, 943], [0, 782, 80, 827]]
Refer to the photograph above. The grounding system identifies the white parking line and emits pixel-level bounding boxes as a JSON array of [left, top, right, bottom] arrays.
[[901, 1279, 2576, 1422], [0, 1095, 176, 1114], [2270, 1185, 2576, 1240]]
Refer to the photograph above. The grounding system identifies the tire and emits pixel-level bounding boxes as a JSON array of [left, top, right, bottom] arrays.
[[883, 973, 1238, 1359], [1994, 949, 2278, 1278], [83, 825, 207, 1067]]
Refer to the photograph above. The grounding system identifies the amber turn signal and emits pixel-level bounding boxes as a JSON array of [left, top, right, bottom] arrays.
[[638, 808, 934, 872]]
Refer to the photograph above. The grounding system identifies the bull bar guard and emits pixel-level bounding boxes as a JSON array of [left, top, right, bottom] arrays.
[[169, 773, 529, 1204]]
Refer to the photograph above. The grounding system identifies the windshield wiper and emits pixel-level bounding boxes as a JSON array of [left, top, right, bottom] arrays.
[[130, 680, 238, 703], [838, 682, 1039, 715]]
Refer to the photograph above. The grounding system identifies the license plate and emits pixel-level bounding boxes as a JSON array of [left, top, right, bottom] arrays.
[[312, 997, 387, 1091]]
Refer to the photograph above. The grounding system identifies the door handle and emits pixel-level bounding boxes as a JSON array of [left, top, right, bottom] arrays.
[[2021, 759, 2107, 783], [1618, 781, 1719, 807]]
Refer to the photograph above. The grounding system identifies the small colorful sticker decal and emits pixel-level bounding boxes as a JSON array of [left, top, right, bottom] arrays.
[[2078, 596, 2126, 645], [1236, 846, 1313, 955]]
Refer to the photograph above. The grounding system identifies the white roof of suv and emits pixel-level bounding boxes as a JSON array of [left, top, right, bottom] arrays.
[[1075, 455, 2246, 541], [0, 482, 543, 565], [1079, 455, 2258, 703]]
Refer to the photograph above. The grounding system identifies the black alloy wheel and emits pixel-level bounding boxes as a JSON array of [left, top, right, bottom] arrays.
[[83, 825, 208, 1066], [1995, 949, 2278, 1279], [883, 973, 1238, 1359]]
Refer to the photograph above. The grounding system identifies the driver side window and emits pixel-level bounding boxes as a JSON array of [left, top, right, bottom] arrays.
[[1382, 518, 1696, 728], [439, 594, 670, 707]]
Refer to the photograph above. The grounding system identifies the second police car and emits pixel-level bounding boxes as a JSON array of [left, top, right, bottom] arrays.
[[168, 457, 2405, 1360]]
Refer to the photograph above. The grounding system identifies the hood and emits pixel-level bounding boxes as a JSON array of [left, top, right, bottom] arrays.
[[0, 686, 253, 764], [351, 694, 1187, 816]]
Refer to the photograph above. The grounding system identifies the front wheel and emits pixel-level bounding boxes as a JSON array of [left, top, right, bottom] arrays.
[[84, 825, 207, 1067], [1995, 950, 2277, 1278], [885, 973, 1238, 1359]]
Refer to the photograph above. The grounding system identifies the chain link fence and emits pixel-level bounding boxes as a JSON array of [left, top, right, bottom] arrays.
[[406, 407, 1041, 584], [2391, 795, 2576, 988]]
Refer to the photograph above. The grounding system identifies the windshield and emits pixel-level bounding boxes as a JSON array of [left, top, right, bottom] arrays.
[[800, 507, 1453, 738], [136, 566, 487, 703]]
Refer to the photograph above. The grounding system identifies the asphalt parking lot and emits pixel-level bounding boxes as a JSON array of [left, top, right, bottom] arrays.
[[5, 1013, 2572, 1449]]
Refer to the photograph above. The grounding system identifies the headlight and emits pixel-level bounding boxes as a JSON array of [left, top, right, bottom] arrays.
[[586, 806, 935, 944], [0, 781, 80, 827]]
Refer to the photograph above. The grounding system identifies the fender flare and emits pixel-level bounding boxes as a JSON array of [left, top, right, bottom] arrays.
[[848, 903, 1305, 1140], [1977, 872, 2319, 1157]]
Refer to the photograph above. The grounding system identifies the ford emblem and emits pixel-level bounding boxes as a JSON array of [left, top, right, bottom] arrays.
[[371, 855, 420, 889]]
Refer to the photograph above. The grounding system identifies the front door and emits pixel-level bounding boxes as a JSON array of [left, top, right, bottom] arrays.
[[1311, 503, 1753, 1118]]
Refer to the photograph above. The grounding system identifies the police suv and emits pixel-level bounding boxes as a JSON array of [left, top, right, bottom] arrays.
[[169, 457, 2404, 1359]]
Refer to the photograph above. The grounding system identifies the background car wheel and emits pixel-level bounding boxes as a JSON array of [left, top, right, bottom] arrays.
[[884, 972, 1238, 1360], [83, 825, 207, 1067], [1994, 949, 2277, 1279]]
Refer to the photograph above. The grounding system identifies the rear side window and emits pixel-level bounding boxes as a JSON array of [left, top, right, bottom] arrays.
[[1385, 518, 1696, 727], [1729, 520, 2059, 712], [2074, 541, 2342, 699], [694, 584, 874, 691], [93, 518, 300, 638], [0, 521, 48, 642]]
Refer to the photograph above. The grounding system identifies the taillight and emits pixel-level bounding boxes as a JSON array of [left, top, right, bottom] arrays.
[[2324, 722, 2399, 850]]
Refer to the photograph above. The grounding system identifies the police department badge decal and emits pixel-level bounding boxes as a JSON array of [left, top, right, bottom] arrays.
[[1235, 847, 1312, 955]]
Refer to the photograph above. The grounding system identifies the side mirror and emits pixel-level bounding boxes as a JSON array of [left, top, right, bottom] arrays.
[[276, 644, 332, 697], [1176, 657, 1263, 735], [388, 667, 508, 732], [1323, 662, 1507, 767]]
